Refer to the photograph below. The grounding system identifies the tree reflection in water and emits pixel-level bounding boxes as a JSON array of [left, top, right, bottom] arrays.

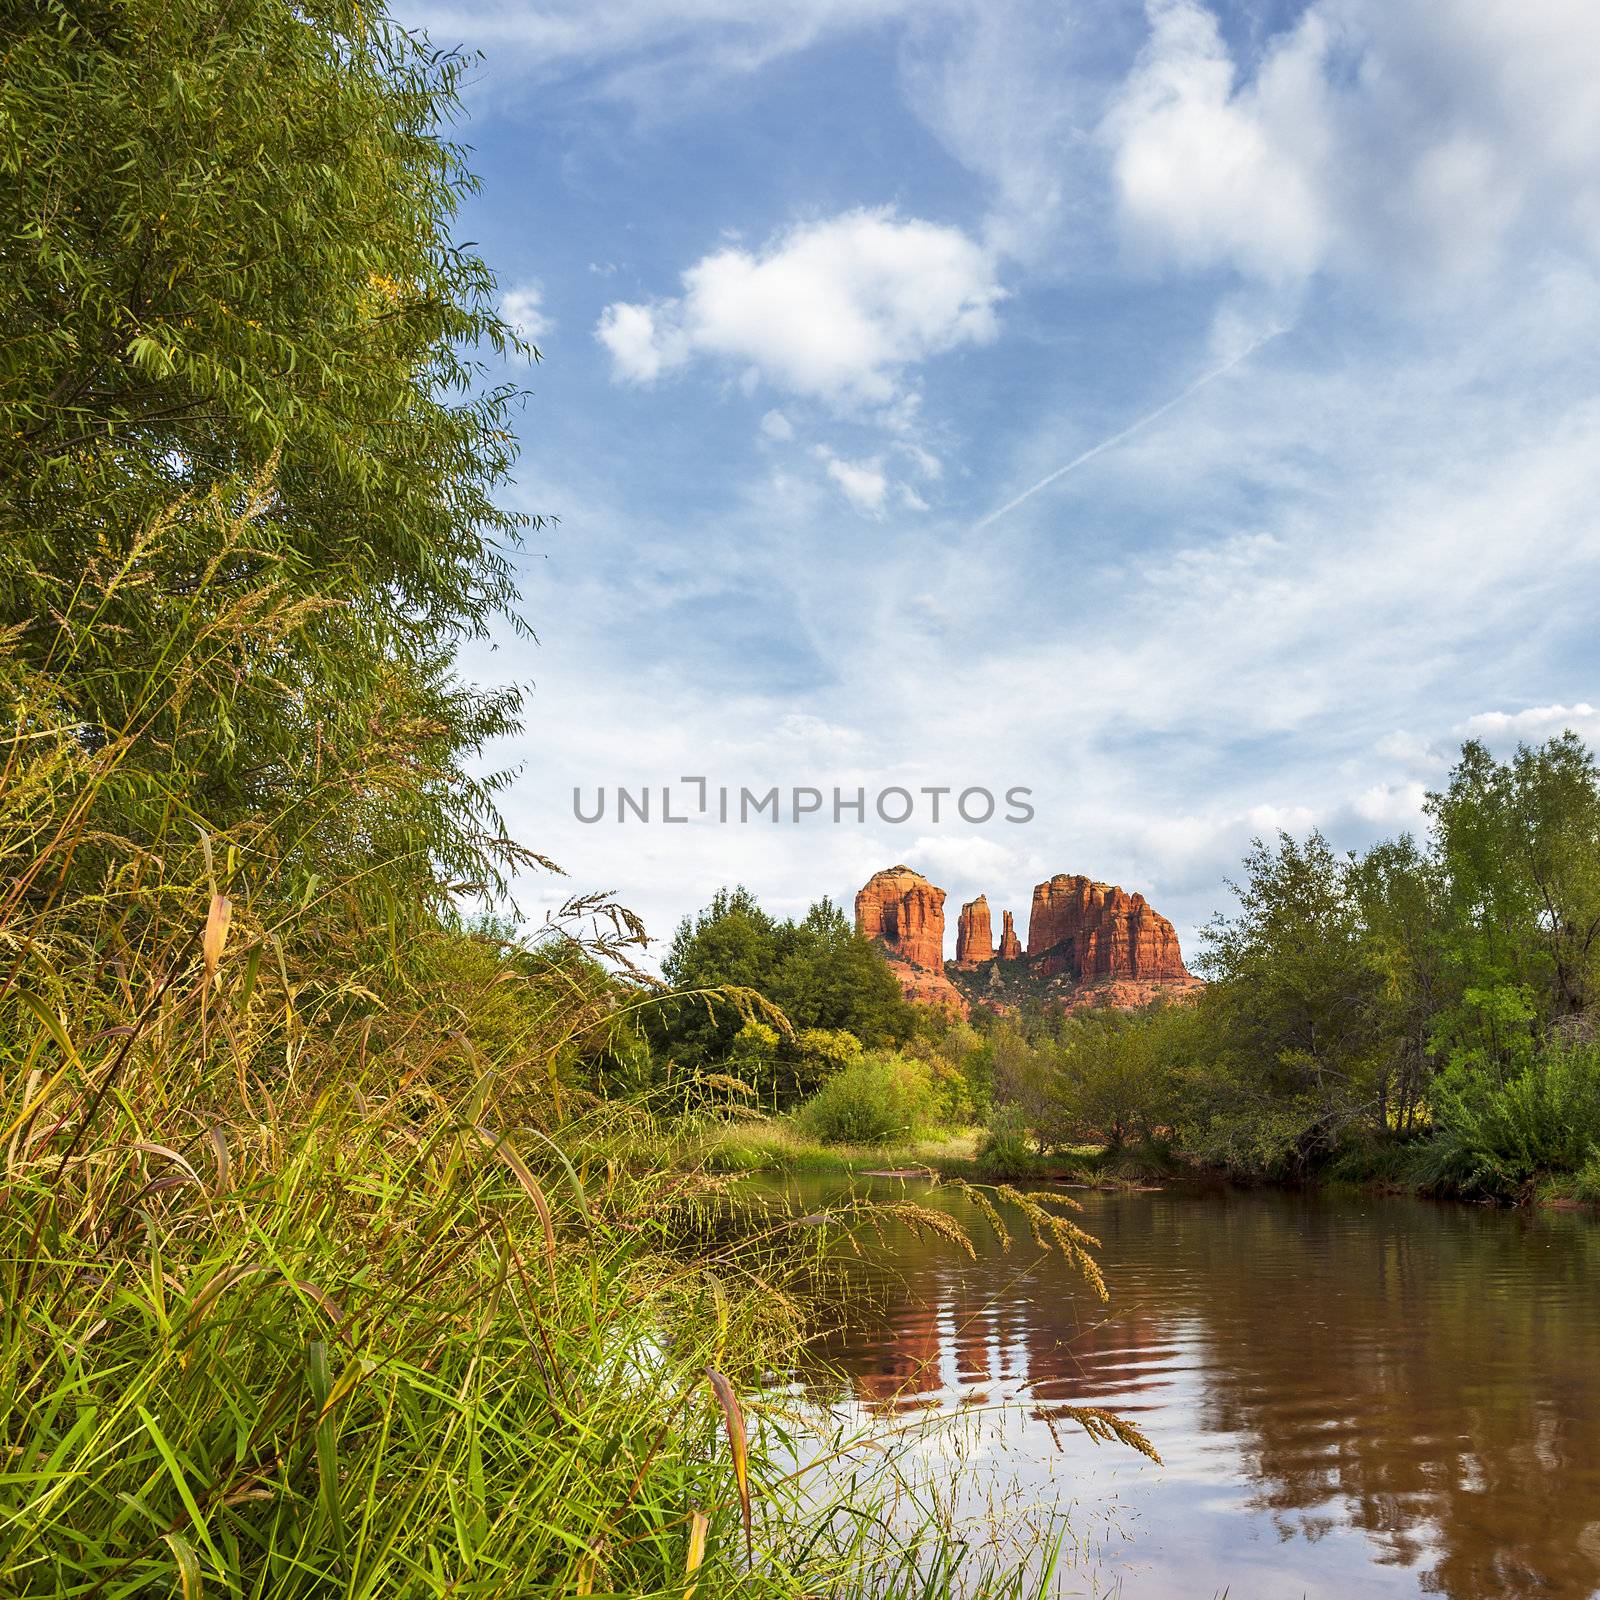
[[779, 1179, 1600, 1600]]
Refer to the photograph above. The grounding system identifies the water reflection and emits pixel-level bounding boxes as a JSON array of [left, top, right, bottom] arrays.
[[779, 1179, 1600, 1599]]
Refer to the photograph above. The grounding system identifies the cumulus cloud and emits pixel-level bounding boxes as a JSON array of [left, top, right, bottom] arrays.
[[759, 409, 795, 441], [1103, 0, 1332, 284], [595, 208, 1004, 402], [1351, 781, 1429, 826], [1101, 0, 1600, 288], [595, 300, 683, 383], [1460, 703, 1600, 745], [499, 282, 552, 346]]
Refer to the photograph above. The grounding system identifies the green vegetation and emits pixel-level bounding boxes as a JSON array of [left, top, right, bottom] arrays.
[[695, 1121, 981, 1177], [0, 2, 1118, 1594], [972, 736, 1600, 1203], [652, 888, 916, 1100], [634, 740, 1600, 1210], [1, 0, 533, 905], [797, 1052, 945, 1146]]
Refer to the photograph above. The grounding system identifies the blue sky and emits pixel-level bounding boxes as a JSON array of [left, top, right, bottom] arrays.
[[405, 0, 1600, 963]]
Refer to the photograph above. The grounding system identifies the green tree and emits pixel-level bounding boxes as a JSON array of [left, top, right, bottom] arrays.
[[654, 887, 914, 1089], [1181, 832, 1387, 1173], [1345, 834, 1442, 1135], [1427, 735, 1600, 1070], [1040, 1008, 1178, 1151], [767, 897, 912, 1043], [0, 0, 531, 903]]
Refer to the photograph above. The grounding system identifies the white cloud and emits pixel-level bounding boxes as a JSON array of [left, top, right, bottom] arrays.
[[1103, 0, 1332, 284], [774, 712, 866, 752], [399, 0, 933, 95], [1351, 781, 1428, 826], [1374, 730, 1449, 776], [1101, 0, 1600, 289], [903, 834, 1024, 893], [595, 300, 684, 383], [1460, 703, 1600, 745], [595, 208, 1004, 403], [816, 449, 889, 516], [759, 409, 795, 441], [499, 282, 552, 346]]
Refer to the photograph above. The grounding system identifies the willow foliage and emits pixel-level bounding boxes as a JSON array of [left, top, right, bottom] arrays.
[[0, 0, 533, 904]]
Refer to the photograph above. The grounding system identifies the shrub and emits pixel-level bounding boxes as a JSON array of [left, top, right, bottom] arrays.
[[1433, 1042, 1600, 1195], [797, 1052, 941, 1146], [975, 1107, 1039, 1179], [1573, 1149, 1600, 1206]]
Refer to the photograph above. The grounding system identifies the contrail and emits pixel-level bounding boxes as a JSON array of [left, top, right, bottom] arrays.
[[972, 331, 1282, 532]]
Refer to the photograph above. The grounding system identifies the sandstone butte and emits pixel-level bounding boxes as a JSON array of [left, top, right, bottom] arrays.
[[853, 866, 968, 1012], [856, 866, 1202, 1015], [954, 894, 994, 965]]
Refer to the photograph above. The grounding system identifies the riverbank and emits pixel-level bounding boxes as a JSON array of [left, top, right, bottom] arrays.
[[692, 1115, 1600, 1211], [694, 1118, 985, 1177], [690, 1117, 1183, 1191]]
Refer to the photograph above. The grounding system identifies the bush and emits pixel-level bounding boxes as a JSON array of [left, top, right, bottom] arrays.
[[797, 1052, 941, 1145], [1573, 1150, 1600, 1206], [1433, 1042, 1600, 1195], [975, 1106, 1039, 1179]]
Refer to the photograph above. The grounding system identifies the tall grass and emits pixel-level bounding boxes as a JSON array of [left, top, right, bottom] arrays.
[[0, 513, 1137, 1596]]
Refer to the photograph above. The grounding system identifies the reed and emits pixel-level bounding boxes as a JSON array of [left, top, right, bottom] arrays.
[[2, 11, 1149, 1580], [0, 526, 1137, 1597]]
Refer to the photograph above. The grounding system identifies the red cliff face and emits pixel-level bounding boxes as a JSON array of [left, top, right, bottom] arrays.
[[955, 896, 994, 965], [856, 865, 1193, 1016], [1026, 874, 1189, 983], [855, 866, 966, 1012], [856, 865, 946, 970]]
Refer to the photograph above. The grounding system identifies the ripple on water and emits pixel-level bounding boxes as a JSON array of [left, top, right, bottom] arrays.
[[777, 1178, 1600, 1600]]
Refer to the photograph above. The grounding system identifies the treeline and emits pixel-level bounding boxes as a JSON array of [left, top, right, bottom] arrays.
[[981, 734, 1600, 1199], [660, 735, 1600, 1203]]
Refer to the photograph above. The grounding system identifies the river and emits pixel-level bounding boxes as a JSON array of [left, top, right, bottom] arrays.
[[770, 1176, 1600, 1599]]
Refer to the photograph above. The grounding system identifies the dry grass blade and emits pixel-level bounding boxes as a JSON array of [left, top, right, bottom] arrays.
[[202, 893, 232, 986], [705, 1368, 752, 1560], [474, 1124, 558, 1284], [162, 1530, 203, 1599], [683, 1508, 709, 1600], [131, 1141, 202, 1184], [206, 1125, 230, 1193]]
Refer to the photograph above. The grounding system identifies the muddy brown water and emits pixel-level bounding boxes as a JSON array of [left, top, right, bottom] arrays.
[[770, 1176, 1600, 1599]]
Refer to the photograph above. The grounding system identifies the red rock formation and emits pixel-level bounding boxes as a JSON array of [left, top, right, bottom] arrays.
[[856, 865, 1192, 1017], [855, 866, 966, 1012], [1026, 874, 1189, 983], [955, 896, 994, 966], [856, 865, 946, 970]]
